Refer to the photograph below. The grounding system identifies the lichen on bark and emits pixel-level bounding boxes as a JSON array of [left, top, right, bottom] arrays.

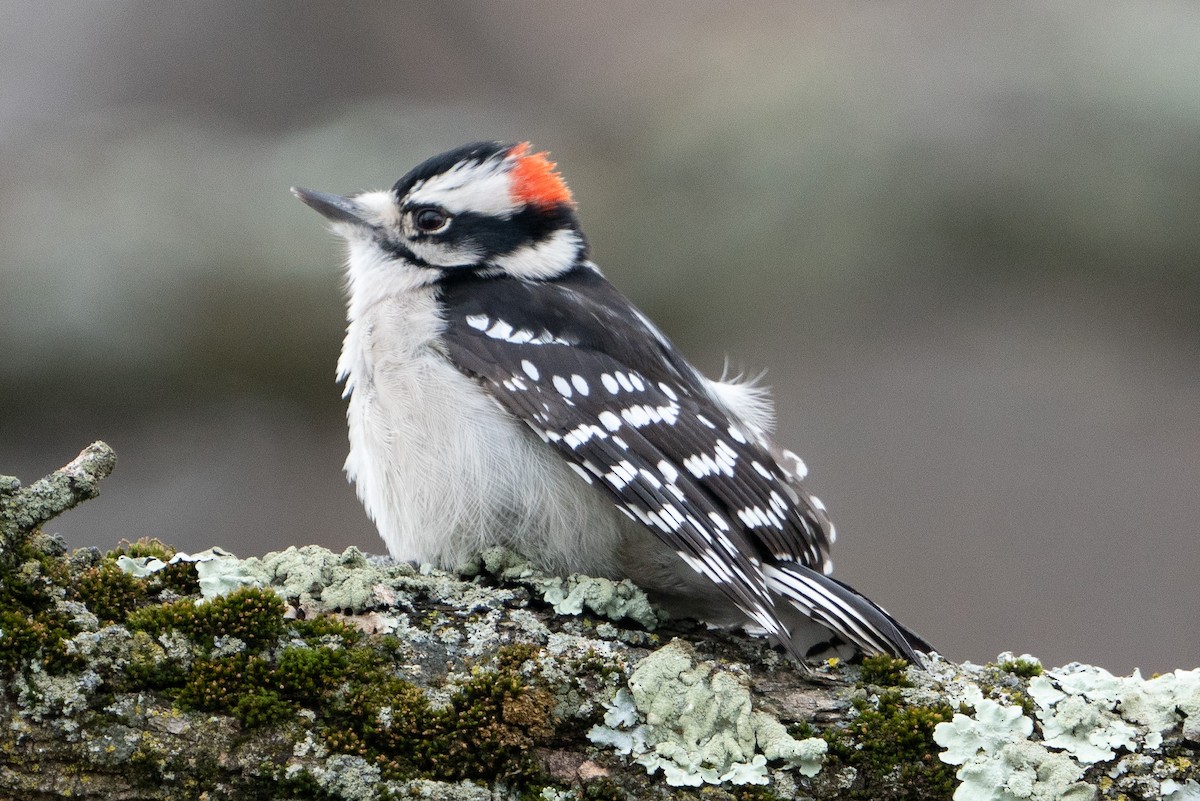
[[2, 444, 1197, 800]]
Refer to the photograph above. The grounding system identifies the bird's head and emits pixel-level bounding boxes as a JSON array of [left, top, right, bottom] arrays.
[[293, 141, 587, 288]]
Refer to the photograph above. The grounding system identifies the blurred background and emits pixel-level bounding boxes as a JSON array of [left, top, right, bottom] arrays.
[[2, 1, 1197, 674]]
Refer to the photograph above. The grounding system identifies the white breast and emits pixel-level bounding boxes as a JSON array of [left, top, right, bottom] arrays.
[[338, 282, 631, 575]]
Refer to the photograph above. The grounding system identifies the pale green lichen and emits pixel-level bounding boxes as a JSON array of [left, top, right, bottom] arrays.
[[395, 778, 498, 800], [934, 699, 1034, 765], [540, 574, 660, 630], [116, 554, 166, 577], [117, 546, 260, 599], [241, 545, 389, 610], [304, 753, 382, 800], [588, 638, 825, 786], [477, 545, 662, 629], [1028, 663, 1200, 753], [933, 698, 1092, 799], [953, 740, 1093, 801], [1162, 778, 1200, 800], [928, 654, 1200, 800], [1028, 674, 1139, 764], [16, 667, 103, 728]]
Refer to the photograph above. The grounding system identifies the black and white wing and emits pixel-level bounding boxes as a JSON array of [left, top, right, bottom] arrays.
[[438, 266, 926, 662]]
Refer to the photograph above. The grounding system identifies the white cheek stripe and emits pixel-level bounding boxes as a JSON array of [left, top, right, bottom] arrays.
[[490, 228, 583, 280]]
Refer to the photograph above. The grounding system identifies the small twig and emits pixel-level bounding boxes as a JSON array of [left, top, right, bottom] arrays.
[[0, 441, 117, 552]]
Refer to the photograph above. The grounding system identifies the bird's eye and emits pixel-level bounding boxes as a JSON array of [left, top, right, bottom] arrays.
[[413, 207, 451, 233]]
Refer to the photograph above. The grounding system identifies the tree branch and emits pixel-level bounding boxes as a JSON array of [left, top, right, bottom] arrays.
[[1, 443, 1196, 800], [0, 441, 117, 556]]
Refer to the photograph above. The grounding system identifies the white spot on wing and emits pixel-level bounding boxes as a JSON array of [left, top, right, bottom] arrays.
[[782, 449, 808, 480], [601, 373, 620, 394], [621, 405, 650, 427], [713, 441, 738, 475], [522, 360, 540, 381], [659, 503, 684, 530], [571, 374, 589, 395], [638, 468, 662, 488], [598, 411, 622, 431], [707, 511, 731, 531], [567, 462, 594, 484], [466, 314, 490, 331], [604, 460, 638, 490], [684, 454, 712, 478], [563, 424, 606, 449], [552, 375, 573, 397], [486, 320, 514, 340], [507, 328, 535, 344]]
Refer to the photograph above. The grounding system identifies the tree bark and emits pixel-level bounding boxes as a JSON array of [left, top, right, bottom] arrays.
[[1, 445, 1195, 800]]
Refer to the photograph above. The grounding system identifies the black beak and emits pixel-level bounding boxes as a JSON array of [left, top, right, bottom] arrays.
[[291, 187, 370, 226]]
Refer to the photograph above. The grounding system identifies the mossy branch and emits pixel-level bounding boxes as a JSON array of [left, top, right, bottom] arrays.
[[1, 443, 1196, 801], [0, 441, 117, 555]]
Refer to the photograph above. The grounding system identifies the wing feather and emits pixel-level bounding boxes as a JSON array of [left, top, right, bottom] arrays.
[[437, 267, 925, 662]]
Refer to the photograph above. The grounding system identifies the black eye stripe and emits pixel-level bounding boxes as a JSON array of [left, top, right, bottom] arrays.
[[377, 237, 430, 267]]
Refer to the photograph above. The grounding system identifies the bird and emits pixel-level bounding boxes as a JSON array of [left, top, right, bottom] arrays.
[[293, 141, 931, 666]]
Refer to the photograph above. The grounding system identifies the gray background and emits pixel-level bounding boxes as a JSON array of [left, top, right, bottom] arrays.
[[2, 1, 1197, 674]]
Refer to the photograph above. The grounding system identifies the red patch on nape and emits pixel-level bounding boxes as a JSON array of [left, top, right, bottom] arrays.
[[508, 142, 574, 209]]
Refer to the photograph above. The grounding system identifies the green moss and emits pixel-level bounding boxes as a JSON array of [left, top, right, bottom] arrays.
[[1006, 689, 1036, 719], [0, 533, 565, 794], [859, 654, 912, 687], [122, 630, 186, 690], [290, 613, 365, 647], [172, 639, 362, 728], [71, 538, 199, 625], [75, 560, 148, 622], [999, 657, 1044, 678], [126, 596, 198, 637], [821, 690, 956, 800], [199, 585, 285, 648], [2, 535, 72, 610], [112, 537, 174, 561], [569, 647, 613, 677], [319, 643, 557, 783], [0, 609, 43, 666], [176, 652, 294, 726], [127, 585, 285, 650], [133, 595, 557, 786], [577, 778, 627, 800], [0, 530, 84, 674]]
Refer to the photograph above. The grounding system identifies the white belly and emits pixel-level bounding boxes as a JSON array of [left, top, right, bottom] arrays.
[[340, 290, 630, 575]]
